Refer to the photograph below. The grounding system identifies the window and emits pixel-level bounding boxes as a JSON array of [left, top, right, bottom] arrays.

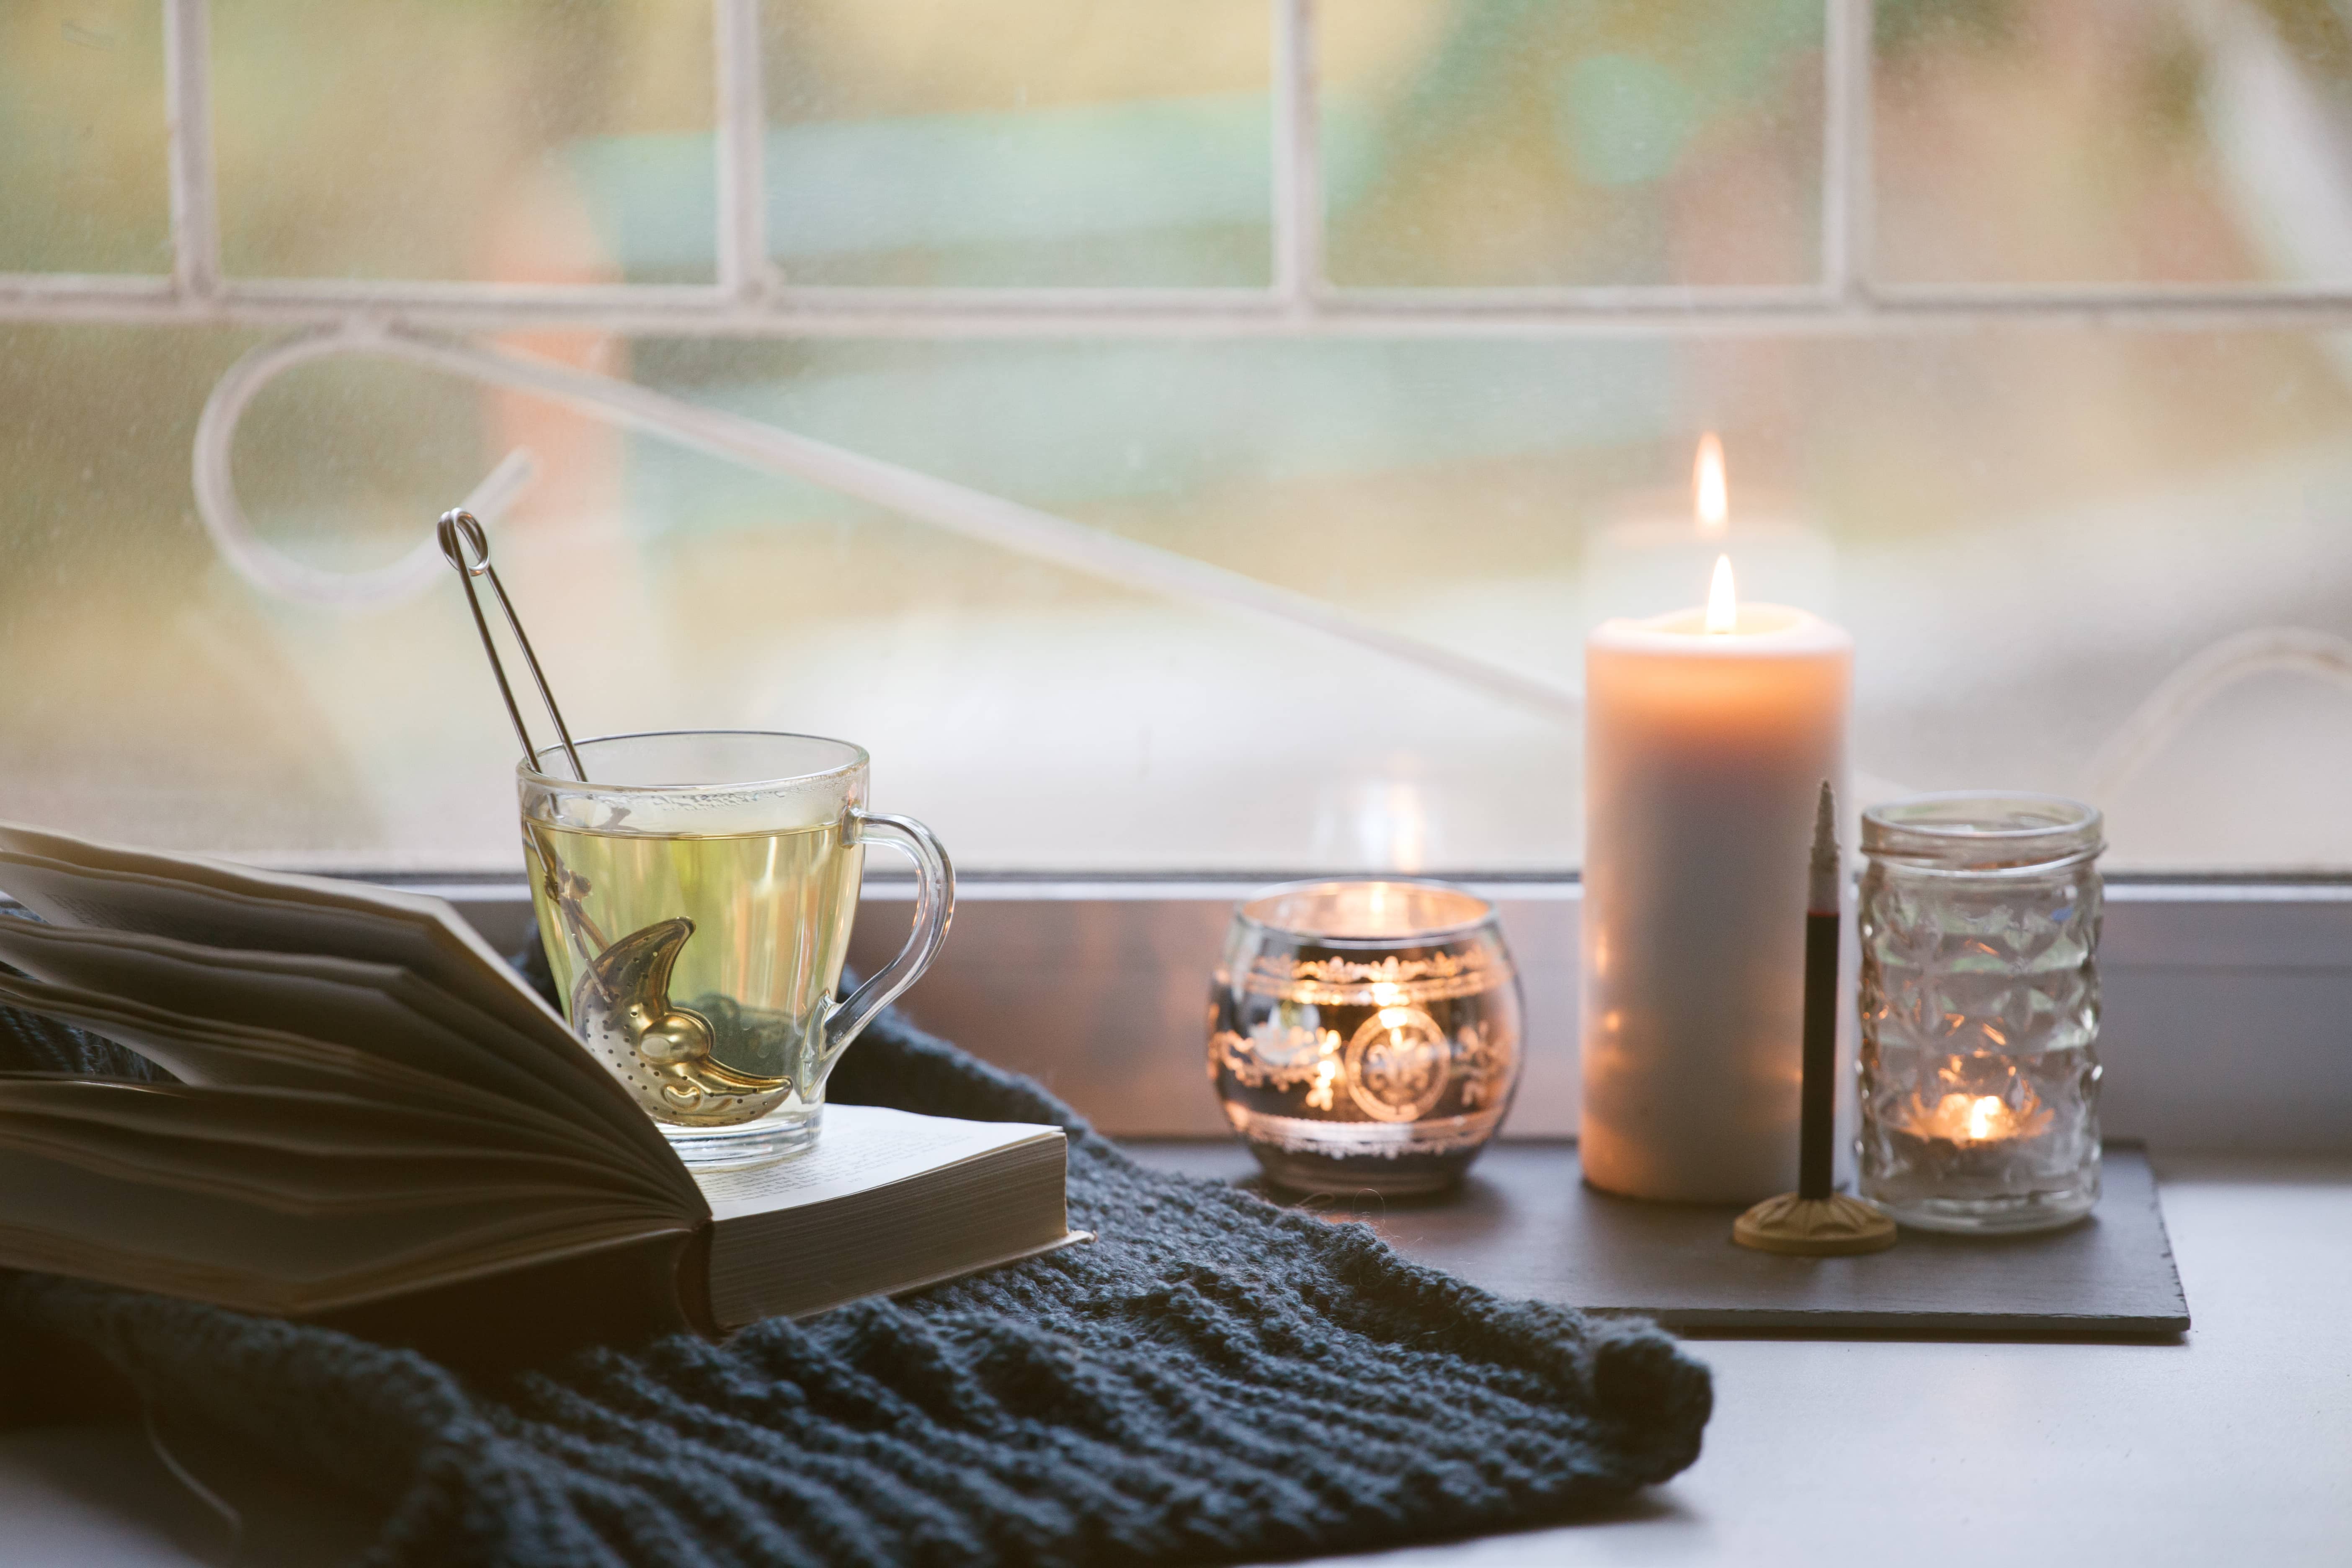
[[5, 0, 2352, 874]]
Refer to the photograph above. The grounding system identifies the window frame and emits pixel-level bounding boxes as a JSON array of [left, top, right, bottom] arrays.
[[13, 0, 2352, 335]]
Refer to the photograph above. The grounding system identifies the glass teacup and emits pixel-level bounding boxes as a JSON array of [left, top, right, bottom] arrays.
[[520, 730, 952, 1170]]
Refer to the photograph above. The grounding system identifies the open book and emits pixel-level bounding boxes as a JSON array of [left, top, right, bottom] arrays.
[[0, 821, 1080, 1369]]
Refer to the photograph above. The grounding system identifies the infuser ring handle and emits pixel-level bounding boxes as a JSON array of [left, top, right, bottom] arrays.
[[436, 509, 495, 578], [435, 507, 589, 783]]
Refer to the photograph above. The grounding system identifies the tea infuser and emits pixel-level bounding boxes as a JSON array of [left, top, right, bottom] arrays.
[[438, 505, 600, 950], [436, 508, 589, 782], [440, 508, 755, 1106]]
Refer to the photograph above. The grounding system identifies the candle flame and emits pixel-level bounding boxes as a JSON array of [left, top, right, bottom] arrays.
[[1965, 1095, 2002, 1141], [1694, 433, 1728, 537], [1704, 554, 1737, 634], [1912, 1089, 2048, 1143]]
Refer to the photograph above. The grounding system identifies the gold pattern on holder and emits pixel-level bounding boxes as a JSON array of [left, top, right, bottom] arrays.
[[1344, 1007, 1451, 1121], [1212, 1012, 1516, 1123], [1449, 1019, 1510, 1111], [1212, 1022, 1345, 1111], [1243, 944, 1513, 1006]]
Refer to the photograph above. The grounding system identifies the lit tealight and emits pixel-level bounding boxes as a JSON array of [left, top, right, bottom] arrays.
[[1965, 1094, 2002, 1141], [1912, 1090, 2049, 1144]]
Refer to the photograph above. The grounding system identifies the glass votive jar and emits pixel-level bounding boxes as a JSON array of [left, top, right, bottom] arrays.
[[1208, 879, 1523, 1196], [1857, 793, 2105, 1234]]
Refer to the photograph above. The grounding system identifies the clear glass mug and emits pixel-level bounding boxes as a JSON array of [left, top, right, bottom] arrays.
[[519, 731, 953, 1170]]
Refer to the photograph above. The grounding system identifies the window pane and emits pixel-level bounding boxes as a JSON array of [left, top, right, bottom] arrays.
[[1323, 0, 1826, 286], [750, 0, 1273, 286], [0, 2, 169, 274], [0, 325, 384, 848], [1876, 0, 2352, 284], [7, 317, 2352, 872], [5, 3, 2352, 878], [214, 0, 714, 283]]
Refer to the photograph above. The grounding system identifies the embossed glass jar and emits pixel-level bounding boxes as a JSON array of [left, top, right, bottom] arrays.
[[1857, 794, 2104, 1234], [1209, 879, 1523, 1196]]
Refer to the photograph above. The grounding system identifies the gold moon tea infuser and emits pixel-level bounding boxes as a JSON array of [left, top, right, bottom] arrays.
[[441, 513, 955, 1170]]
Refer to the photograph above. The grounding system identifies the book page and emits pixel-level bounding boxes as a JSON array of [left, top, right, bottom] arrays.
[[0, 1078, 681, 1213], [0, 1137, 688, 1318], [0, 968, 677, 1189], [0, 851, 696, 1194], [0, 825, 569, 1055], [694, 1104, 1063, 1223], [0, 919, 599, 1127], [0, 964, 513, 1111]]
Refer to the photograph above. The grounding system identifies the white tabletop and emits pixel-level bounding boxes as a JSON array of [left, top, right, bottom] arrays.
[[4, 1154, 2347, 1568]]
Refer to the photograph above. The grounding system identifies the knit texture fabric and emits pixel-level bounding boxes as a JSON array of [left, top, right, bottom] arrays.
[[0, 990, 1711, 1566], [0, 997, 166, 1081]]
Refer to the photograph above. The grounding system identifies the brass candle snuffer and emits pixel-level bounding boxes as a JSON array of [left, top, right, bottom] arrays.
[[436, 509, 776, 1119]]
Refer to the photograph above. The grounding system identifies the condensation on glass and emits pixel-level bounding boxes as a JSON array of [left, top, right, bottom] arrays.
[[1874, 0, 2352, 286], [0, 4, 170, 273], [1857, 793, 2104, 1235], [756, 0, 1274, 286], [1320, 0, 1825, 287]]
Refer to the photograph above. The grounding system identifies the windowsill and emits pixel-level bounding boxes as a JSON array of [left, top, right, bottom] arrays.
[[4, 1150, 2345, 1566], [14, 874, 2350, 1151]]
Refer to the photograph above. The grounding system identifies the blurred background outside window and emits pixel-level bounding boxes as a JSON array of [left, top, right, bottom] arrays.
[[4, 0, 2352, 873]]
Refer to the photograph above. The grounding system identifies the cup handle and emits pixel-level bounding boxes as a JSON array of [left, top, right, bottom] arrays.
[[819, 810, 955, 1080]]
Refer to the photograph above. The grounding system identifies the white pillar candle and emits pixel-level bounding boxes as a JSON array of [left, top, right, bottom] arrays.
[[1581, 565, 1852, 1202]]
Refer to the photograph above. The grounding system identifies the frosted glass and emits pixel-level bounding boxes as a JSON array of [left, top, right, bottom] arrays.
[[754, 0, 1273, 286], [1876, 0, 2352, 285], [211, 0, 714, 283], [1321, 0, 1826, 286], [0, 2, 170, 274]]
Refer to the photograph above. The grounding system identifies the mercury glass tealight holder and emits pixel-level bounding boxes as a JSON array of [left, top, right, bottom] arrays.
[[1857, 793, 2105, 1234], [1209, 879, 1523, 1197]]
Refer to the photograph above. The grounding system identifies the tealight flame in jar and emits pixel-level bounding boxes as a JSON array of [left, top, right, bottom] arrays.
[[1705, 554, 1738, 634], [1694, 432, 1728, 538], [1964, 1094, 2001, 1140], [1912, 1089, 2049, 1143]]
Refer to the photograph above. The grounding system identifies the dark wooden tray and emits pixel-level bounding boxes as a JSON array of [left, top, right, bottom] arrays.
[[1122, 1139, 2189, 1337]]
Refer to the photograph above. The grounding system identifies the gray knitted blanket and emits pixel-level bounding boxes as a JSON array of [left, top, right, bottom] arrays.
[[0, 994, 1710, 1566]]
